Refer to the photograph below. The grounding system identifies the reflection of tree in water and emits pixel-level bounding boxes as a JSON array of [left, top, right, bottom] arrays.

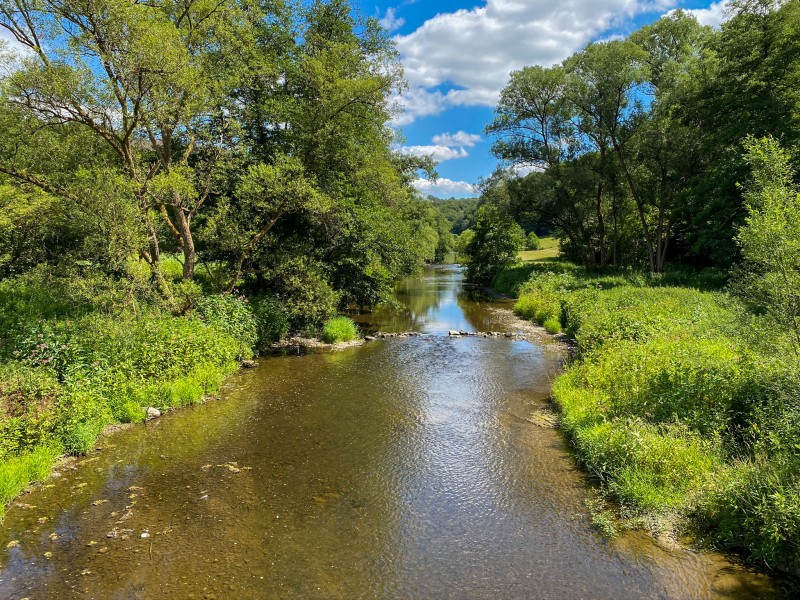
[[353, 268, 458, 333], [457, 289, 507, 333]]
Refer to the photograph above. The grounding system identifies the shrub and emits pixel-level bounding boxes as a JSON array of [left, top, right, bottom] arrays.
[[543, 318, 561, 334], [250, 295, 290, 346], [118, 401, 146, 424], [196, 294, 257, 358], [526, 231, 541, 251], [524, 263, 800, 570], [320, 317, 359, 344]]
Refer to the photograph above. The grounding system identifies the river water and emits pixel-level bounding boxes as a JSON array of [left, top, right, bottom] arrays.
[[0, 266, 786, 599]]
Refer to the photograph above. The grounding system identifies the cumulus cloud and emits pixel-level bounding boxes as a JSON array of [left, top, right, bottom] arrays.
[[380, 8, 406, 32], [413, 177, 476, 197], [432, 131, 482, 148], [397, 145, 469, 162], [681, 1, 731, 28], [392, 0, 679, 124]]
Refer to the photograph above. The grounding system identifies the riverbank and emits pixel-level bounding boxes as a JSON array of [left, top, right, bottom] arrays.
[[0, 269, 363, 520], [497, 261, 800, 576], [4, 263, 779, 599]]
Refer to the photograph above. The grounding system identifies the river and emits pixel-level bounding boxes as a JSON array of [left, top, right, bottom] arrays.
[[0, 266, 785, 599]]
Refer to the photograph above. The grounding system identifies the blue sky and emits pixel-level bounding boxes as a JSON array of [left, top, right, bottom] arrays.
[[356, 0, 731, 198]]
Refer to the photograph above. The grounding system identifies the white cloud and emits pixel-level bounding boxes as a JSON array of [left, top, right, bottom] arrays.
[[432, 131, 482, 148], [392, 0, 679, 124], [681, 1, 731, 28], [413, 177, 476, 197], [380, 8, 406, 32], [0, 27, 23, 53], [397, 145, 469, 162]]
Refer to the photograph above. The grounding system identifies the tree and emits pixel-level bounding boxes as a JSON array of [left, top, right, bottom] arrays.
[[677, 0, 800, 265], [465, 203, 524, 285], [734, 136, 800, 353], [0, 0, 259, 285], [525, 231, 541, 251]]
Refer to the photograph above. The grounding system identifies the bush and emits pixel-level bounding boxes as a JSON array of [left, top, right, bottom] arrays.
[[543, 318, 561, 334], [0, 270, 261, 518], [320, 317, 359, 344], [526, 231, 541, 250], [196, 294, 257, 359], [250, 295, 290, 346]]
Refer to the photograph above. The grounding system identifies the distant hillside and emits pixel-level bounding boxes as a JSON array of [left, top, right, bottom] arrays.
[[427, 196, 479, 234]]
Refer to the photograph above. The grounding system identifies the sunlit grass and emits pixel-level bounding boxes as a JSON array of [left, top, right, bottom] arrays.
[[519, 236, 560, 262]]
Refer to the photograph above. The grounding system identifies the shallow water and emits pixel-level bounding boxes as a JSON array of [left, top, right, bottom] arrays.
[[0, 266, 786, 599]]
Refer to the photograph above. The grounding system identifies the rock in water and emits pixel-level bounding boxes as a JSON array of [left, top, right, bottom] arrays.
[[448, 330, 461, 336], [241, 359, 256, 368], [145, 407, 161, 421]]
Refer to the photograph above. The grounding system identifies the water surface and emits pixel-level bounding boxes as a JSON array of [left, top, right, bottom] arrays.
[[0, 266, 784, 599]]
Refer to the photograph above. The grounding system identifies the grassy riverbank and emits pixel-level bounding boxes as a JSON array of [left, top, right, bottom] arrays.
[[0, 268, 260, 518], [0, 262, 365, 518], [502, 261, 800, 574]]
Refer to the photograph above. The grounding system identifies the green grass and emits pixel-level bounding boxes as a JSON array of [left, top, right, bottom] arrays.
[[0, 268, 259, 518], [320, 316, 359, 344], [0, 445, 60, 520], [510, 263, 800, 572], [519, 236, 560, 262]]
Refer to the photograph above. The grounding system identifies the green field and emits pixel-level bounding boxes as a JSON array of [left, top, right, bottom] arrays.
[[519, 237, 560, 262]]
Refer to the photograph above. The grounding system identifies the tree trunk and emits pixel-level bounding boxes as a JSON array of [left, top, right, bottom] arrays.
[[595, 147, 607, 267], [173, 206, 196, 280], [611, 137, 656, 272]]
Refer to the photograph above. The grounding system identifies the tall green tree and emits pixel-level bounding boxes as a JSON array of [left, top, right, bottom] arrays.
[[465, 198, 524, 285], [734, 136, 800, 353], [0, 0, 260, 284]]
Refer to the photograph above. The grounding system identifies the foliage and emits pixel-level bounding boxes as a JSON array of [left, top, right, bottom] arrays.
[[0, 268, 258, 516], [512, 263, 800, 571], [487, 2, 800, 272], [733, 136, 800, 352], [0, 445, 60, 520], [428, 197, 479, 234], [320, 317, 359, 344], [525, 232, 541, 251], [465, 203, 525, 284]]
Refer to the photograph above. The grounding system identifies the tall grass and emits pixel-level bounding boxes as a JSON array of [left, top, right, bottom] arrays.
[[320, 317, 359, 343], [510, 264, 800, 572], [0, 267, 259, 516]]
